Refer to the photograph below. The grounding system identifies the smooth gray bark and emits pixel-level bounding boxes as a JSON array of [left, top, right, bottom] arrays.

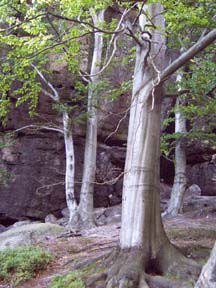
[[195, 242, 216, 288], [161, 29, 216, 82], [33, 66, 78, 227], [120, 2, 167, 252], [107, 4, 205, 287], [63, 111, 79, 226], [79, 10, 104, 226], [164, 75, 187, 216]]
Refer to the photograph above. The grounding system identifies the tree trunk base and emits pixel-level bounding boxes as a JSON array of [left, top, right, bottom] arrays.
[[157, 243, 201, 281], [67, 211, 96, 230], [106, 248, 149, 288], [106, 244, 201, 288]]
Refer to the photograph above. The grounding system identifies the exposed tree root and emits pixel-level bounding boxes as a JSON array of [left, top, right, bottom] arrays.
[[156, 243, 201, 282], [105, 243, 201, 288], [145, 275, 193, 288], [106, 248, 149, 288]]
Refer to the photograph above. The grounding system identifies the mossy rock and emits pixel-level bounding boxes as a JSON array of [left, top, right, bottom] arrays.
[[0, 223, 65, 250]]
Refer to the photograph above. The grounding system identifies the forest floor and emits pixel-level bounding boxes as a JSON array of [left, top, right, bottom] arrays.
[[20, 207, 216, 288], [1, 202, 216, 288]]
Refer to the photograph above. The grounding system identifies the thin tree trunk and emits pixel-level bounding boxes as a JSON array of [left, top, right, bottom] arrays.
[[79, 10, 104, 226], [33, 66, 79, 227], [164, 75, 187, 216], [63, 111, 79, 226]]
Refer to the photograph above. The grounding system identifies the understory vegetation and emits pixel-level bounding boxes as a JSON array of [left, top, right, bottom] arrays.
[[51, 271, 85, 288], [0, 246, 52, 286], [0, 0, 215, 287]]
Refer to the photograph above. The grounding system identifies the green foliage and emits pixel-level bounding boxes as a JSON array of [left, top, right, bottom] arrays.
[[162, 41, 216, 156], [108, 80, 133, 102], [0, 246, 52, 286], [51, 271, 85, 288], [162, 0, 216, 49], [0, 0, 115, 125]]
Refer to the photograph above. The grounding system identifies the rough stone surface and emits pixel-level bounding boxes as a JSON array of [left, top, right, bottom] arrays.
[[11, 220, 32, 228], [187, 157, 216, 196], [0, 223, 64, 250], [185, 184, 201, 199], [183, 196, 216, 214], [45, 214, 57, 224], [0, 55, 216, 222], [0, 224, 6, 233], [95, 205, 121, 226]]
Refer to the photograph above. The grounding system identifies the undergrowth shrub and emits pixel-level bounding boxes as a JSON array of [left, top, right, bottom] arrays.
[[51, 271, 85, 288], [0, 246, 52, 286]]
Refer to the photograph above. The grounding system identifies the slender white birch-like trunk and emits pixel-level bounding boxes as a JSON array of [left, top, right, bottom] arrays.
[[79, 10, 104, 226], [165, 77, 187, 216], [33, 66, 78, 227], [63, 111, 79, 226]]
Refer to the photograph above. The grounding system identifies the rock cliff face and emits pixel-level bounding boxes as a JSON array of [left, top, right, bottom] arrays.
[[0, 51, 215, 224], [1, 86, 216, 223], [0, 84, 128, 223], [188, 156, 216, 196]]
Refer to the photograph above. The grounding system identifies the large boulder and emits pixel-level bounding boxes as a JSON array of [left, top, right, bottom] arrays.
[[187, 156, 216, 196], [0, 223, 64, 250]]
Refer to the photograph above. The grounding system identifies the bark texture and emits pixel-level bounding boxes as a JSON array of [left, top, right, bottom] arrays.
[[119, 1, 167, 256], [195, 242, 216, 288], [63, 111, 79, 226], [106, 4, 200, 287], [79, 10, 105, 227], [165, 76, 187, 216]]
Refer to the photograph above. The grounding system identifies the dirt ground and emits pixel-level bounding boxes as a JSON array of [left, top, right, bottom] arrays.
[[1, 206, 216, 288]]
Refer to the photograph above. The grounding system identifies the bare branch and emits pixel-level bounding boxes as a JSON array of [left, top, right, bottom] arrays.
[[132, 2, 145, 26], [32, 64, 59, 101], [104, 107, 129, 143], [41, 88, 57, 101], [160, 28, 216, 82], [126, 27, 143, 46], [48, 12, 123, 35], [94, 171, 126, 186], [105, 4, 137, 62], [13, 124, 63, 134], [36, 181, 65, 195], [80, 30, 123, 78], [83, 4, 138, 78], [0, 13, 47, 33], [27, 30, 96, 60]]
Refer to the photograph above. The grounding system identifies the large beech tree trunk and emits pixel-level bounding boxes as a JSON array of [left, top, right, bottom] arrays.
[[79, 10, 104, 227], [164, 75, 187, 217], [120, 3, 167, 254], [106, 4, 200, 287]]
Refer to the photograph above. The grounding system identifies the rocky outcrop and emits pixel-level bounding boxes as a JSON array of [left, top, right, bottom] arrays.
[[0, 223, 64, 250], [0, 46, 215, 223], [187, 155, 216, 196], [0, 132, 125, 222]]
